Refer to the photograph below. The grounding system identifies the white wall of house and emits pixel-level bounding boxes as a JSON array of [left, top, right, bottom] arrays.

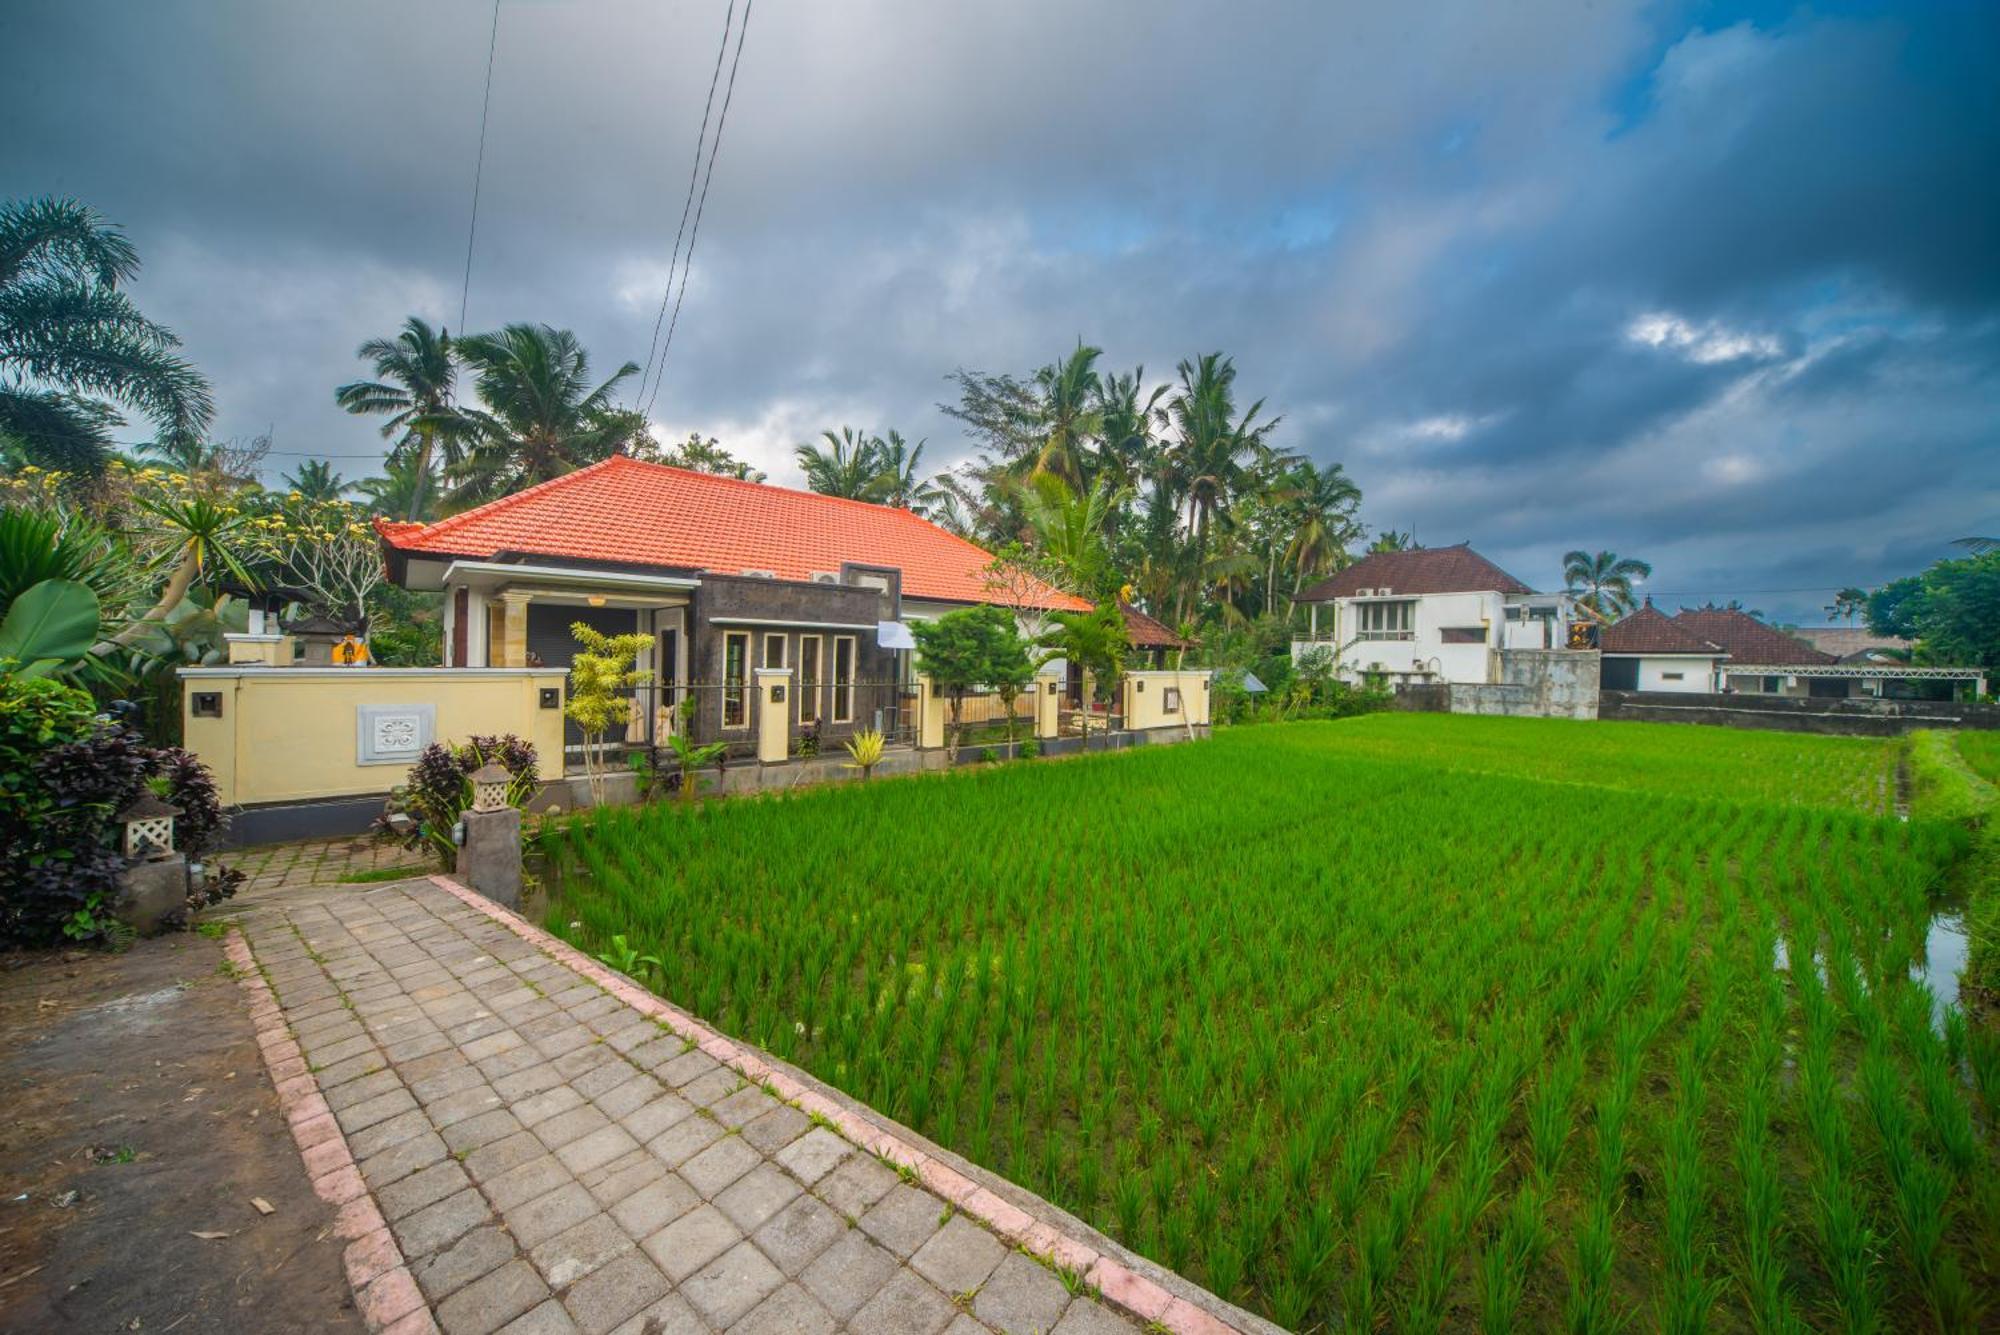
[[1297, 591, 1504, 685], [1633, 655, 1721, 692]]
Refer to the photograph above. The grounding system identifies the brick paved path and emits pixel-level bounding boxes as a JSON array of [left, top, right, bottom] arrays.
[[236, 880, 1147, 1335], [231, 836, 433, 893]]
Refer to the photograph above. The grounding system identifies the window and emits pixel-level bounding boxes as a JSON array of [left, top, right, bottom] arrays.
[[1762, 675, 1782, 694], [1162, 687, 1182, 714], [1356, 600, 1415, 640], [763, 632, 787, 670], [722, 632, 749, 728], [1662, 671, 1684, 682], [1439, 626, 1486, 645], [798, 635, 821, 725], [832, 635, 855, 724]]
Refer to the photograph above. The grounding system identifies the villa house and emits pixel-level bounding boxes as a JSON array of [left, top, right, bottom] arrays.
[[376, 455, 1087, 756], [1292, 544, 1575, 687], [1596, 603, 1726, 693]]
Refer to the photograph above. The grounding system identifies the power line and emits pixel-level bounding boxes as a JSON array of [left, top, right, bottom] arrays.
[[642, 0, 755, 419], [633, 0, 737, 409], [458, 0, 503, 334]]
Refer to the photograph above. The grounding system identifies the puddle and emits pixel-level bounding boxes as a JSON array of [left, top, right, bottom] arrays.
[[1912, 910, 1970, 1030]]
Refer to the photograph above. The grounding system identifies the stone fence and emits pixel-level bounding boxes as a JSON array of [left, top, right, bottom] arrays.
[[1599, 690, 2000, 735]]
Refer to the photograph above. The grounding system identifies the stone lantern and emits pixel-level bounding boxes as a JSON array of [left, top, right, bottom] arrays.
[[119, 792, 180, 860], [469, 762, 513, 813]]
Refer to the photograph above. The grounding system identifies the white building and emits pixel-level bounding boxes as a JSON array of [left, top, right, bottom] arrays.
[[1292, 544, 1575, 687], [1597, 603, 1726, 693]]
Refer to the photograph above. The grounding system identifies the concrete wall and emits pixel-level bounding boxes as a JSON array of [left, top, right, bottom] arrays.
[[1121, 670, 1214, 731], [181, 667, 569, 807], [1635, 656, 1720, 693], [1447, 649, 1600, 720], [1601, 690, 2000, 735]]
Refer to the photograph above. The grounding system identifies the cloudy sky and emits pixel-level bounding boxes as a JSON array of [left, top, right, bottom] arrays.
[[5, 0, 1995, 621]]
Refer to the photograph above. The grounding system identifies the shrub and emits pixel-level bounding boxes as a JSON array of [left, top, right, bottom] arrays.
[[380, 734, 540, 870], [0, 672, 238, 944]]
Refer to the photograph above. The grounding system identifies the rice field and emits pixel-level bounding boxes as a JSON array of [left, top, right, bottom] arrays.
[[544, 715, 1997, 1332], [1958, 730, 2000, 786]]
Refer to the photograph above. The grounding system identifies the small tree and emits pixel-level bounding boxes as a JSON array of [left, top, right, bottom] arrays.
[[911, 603, 1028, 762], [565, 622, 652, 807], [1034, 602, 1128, 748]]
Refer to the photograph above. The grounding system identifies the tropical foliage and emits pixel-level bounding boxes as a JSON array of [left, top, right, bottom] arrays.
[[1563, 549, 1653, 619], [1866, 548, 2000, 673], [910, 603, 1033, 760], [0, 196, 213, 475]]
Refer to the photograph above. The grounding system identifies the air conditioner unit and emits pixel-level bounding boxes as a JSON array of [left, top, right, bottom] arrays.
[[1355, 587, 1374, 597], [809, 571, 840, 584], [1377, 586, 1393, 595], [741, 568, 777, 579]]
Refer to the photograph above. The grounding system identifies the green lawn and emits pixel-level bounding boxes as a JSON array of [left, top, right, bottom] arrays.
[[1958, 729, 2000, 786], [545, 715, 1992, 1331]]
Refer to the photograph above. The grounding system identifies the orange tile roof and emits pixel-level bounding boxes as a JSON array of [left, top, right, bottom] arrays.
[[377, 456, 1088, 611]]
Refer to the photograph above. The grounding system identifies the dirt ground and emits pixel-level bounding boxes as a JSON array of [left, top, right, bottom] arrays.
[[0, 930, 360, 1334]]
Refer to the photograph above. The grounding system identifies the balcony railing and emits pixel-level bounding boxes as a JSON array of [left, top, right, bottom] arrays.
[[1354, 629, 1416, 641]]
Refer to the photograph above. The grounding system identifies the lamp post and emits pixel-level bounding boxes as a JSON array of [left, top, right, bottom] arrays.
[[456, 761, 523, 910]]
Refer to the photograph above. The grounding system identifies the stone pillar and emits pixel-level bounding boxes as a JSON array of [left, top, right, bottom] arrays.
[[1189, 672, 1212, 726], [456, 807, 522, 910], [497, 592, 533, 668], [915, 675, 948, 750], [1034, 674, 1061, 740], [755, 668, 792, 764]]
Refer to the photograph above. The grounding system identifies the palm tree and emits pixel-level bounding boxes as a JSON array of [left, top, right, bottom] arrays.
[[1031, 342, 1104, 486], [1021, 474, 1126, 598], [1285, 461, 1363, 600], [1164, 352, 1284, 619], [451, 324, 641, 503], [0, 196, 213, 473], [1563, 549, 1653, 618], [335, 317, 459, 520], [356, 453, 443, 521], [871, 430, 937, 509], [283, 458, 351, 501], [1368, 529, 1414, 553], [1092, 367, 1166, 530], [795, 427, 885, 500]]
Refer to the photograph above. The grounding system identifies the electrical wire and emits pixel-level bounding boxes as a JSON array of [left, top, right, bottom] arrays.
[[642, 0, 755, 418], [633, 0, 737, 409], [458, 0, 503, 335]]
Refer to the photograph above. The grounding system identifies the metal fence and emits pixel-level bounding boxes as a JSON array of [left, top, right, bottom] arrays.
[[562, 678, 917, 771]]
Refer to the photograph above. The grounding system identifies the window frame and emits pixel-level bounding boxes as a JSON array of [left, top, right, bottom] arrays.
[[1356, 599, 1415, 640], [722, 631, 750, 729], [831, 634, 856, 725], [762, 632, 787, 670]]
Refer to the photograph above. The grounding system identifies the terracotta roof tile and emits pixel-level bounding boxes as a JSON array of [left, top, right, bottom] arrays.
[[1671, 607, 1836, 666], [1296, 544, 1535, 601], [379, 456, 1088, 610], [1119, 602, 1190, 650], [1599, 604, 1725, 656]]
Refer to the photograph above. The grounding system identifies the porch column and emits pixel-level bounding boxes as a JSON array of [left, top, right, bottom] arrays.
[[754, 668, 792, 765], [1034, 672, 1061, 740], [496, 591, 533, 668], [915, 675, 946, 750]]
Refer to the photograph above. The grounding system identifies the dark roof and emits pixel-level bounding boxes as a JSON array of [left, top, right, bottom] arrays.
[[1599, 604, 1725, 656], [1296, 544, 1534, 602], [1119, 602, 1190, 650], [1672, 607, 1837, 666]]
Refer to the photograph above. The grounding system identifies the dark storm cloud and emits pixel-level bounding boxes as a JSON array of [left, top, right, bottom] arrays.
[[1, 1, 1992, 622]]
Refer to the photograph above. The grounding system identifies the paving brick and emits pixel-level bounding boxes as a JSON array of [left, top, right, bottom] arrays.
[[558, 1250, 670, 1335], [534, 1103, 611, 1152], [1053, 1301, 1144, 1335], [436, 1257, 549, 1335], [414, 1224, 517, 1302], [485, 1155, 573, 1212], [813, 1153, 898, 1219], [337, 1086, 420, 1135], [773, 1127, 852, 1186], [529, 1213, 633, 1290], [678, 1239, 783, 1329], [350, 1108, 434, 1161], [911, 1215, 1008, 1296], [714, 1163, 802, 1234], [640, 1204, 740, 1282], [679, 1135, 761, 1198], [607, 1173, 698, 1239], [445, 1108, 527, 1155], [859, 1184, 946, 1259], [751, 1193, 844, 1276], [506, 1182, 600, 1250], [799, 1231, 899, 1320], [378, 1159, 474, 1222], [732, 1281, 837, 1335], [645, 1114, 723, 1168], [392, 1187, 492, 1258], [497, 1299, 581, 1335], [680, 1068, 740, 1108], [593, 1072, 662, 1120], [973, 1252, 1072, 1335], [361, 1129, 450, 1189], [554, 1124, 638, 1176], [656, 1049, 717, 1088], [850, 1267, 958, 1335], [464, 1131, 548, 1185], [515, 1085, 586, 1128], [582, 1149, 667, 1207], [427, 1083, 506, 1129]]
